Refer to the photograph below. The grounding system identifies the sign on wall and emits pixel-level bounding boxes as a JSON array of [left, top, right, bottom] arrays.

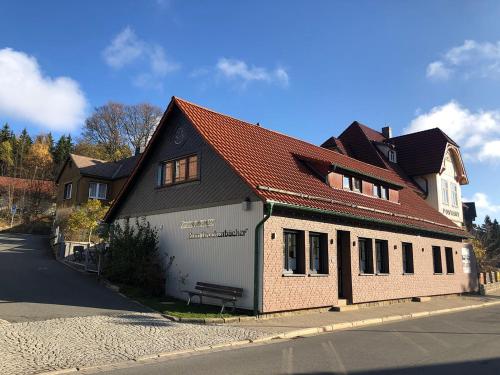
[[461, 247, 471, 274], [180, 218, 248, 240]]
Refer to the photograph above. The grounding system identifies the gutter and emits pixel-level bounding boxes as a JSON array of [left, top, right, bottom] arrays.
[[253, 202, 274, 315]]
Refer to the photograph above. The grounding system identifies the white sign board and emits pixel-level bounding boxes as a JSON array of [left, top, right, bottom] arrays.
[[461, 247, 471, 274]]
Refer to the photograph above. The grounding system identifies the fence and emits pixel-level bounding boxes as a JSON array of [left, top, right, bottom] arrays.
[[55, 240, 107, 275], [478, 270, 500, 295]]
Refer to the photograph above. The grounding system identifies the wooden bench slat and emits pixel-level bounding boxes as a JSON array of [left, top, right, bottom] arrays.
[[197, 282, 243, 294], [195, 286, 242, 297]]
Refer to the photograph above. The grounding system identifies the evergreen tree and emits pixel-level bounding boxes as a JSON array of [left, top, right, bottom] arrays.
[[13, 128, 32, 178], [47, 132, 55, 156], [53, 134, 74, 168], [0, 123, 13, 142]]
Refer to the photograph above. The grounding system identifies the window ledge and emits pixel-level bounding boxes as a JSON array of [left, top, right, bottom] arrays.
[[156, 179, 200, 190], [376, 273, 390, 276], [433, 273, 443, 275], [402, 272, 415, 275], [308, 273, 329, 277], [282, 273, 307, 277], [358, 273, 375, 276], [447, 272, 455, 275]]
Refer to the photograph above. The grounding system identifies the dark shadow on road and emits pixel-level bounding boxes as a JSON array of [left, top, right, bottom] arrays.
[[288, 357, 500, 374], [0, 233, 147, 320]]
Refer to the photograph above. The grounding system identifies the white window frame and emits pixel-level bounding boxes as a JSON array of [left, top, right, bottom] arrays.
[[388, 150, 397, 163], [353, 178, 362, 193], [450, 183, 458, 208], [441, 179, 449, 206], [63, 183, 72, 200], [88, 182, 107, 200], [343, 175, 351, 190]]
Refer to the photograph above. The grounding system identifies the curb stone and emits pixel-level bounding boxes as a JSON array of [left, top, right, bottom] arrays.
[[36, 300, 500, 375]]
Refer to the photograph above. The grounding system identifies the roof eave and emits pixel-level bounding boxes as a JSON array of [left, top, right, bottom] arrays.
[[267, 200, 468, 240]]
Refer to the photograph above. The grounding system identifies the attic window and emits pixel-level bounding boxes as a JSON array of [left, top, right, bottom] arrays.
[[388, 150, 397, 163], [343, 176, 351, 190], [158, 154, 199, 187]]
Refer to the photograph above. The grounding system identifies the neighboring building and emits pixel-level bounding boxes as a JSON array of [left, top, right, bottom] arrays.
[[105, 97, 477, 314], [0, 176, 55, 215], [322, 123, 469, 228], [462, 202, 477, 232], [55, 153, 139, 219]]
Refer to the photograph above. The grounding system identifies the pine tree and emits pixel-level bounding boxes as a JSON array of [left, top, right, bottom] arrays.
[[0, 123, 13, 143], [53, 134, 74, 168]]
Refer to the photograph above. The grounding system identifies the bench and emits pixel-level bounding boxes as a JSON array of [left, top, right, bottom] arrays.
[[183, 282, 243, 314]]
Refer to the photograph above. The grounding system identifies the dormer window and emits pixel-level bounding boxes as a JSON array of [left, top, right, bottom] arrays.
[[343, 176, 351, 190], [388, 150, 397, 163], [353, 178, 362, 192]]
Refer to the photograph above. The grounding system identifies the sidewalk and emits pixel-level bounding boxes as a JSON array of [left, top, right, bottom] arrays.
[[231, 291, 500, 338]]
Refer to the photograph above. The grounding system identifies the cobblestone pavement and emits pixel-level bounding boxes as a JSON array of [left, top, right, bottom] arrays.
[[0, 312, 265, 375]]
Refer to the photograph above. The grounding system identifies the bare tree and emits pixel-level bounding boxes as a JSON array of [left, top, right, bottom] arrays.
[[82, 102, 130, 161], [124, 103, 162, 153]]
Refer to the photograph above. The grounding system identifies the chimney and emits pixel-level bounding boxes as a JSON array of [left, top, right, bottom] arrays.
[[382, 126, 392, 139]]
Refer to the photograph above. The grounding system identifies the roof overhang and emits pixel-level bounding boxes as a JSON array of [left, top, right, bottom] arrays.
[[266, 200, 470, 240], [440, 143, 469, 185]]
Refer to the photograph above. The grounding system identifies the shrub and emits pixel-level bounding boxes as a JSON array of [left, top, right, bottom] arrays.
[[103, 217, 165, 296]]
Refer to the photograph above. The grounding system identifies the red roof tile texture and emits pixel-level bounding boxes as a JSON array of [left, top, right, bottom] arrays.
[[0, 176, 54, 195], [172, 98, 466, 238]]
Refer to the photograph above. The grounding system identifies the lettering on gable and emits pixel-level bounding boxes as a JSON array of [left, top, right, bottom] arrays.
[[188, 228, 249, 239], [180, 219, 216, 229]]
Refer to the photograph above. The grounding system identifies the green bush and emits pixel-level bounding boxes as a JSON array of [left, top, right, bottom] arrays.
[[103, 217, 165, 296]]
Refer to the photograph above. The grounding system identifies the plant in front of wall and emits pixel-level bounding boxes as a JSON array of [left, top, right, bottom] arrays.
[[67, 199, 109, 242], [103, 217, 166, 296]]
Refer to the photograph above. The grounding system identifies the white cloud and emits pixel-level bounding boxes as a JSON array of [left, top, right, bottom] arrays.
[[216, 58, 289, 88], [426, 40, 500, 80], [426, 61, 451, 80], [102, 27, 143, 69], [103, 27, 179, 89], [464, 193, 500, 216], [406, 100, 500, 161], [0, 48, 87, 131]]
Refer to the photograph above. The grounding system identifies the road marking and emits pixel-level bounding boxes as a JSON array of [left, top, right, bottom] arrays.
[[410, 325, 451, 348], [322, 340, 348, 374], [281, 347, 294, 374], [391, 330, 429, 355]]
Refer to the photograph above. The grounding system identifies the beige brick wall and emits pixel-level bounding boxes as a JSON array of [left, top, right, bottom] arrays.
[[262, 214, 477, 313]]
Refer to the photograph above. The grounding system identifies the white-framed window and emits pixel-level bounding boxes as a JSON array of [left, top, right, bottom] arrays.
[[63, 183, 72, 200], [441, 179, 449, 205], [375, 240, 389, 274], [343, 175, 351, 190], [450, 183, 458, 208], [388, 150, 397, 163], [353, 178, 362, 192], [359, 238, 373, 274], [88, 182, 107, 200], [309, 232, 328, 274], [381, 186, 389, 200], [402, 242, 414, 274]]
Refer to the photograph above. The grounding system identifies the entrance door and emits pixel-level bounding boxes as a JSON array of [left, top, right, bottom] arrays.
[[337, 230, 352, 302]]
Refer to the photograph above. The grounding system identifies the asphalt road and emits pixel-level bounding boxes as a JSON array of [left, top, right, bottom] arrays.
[[0, 233, 146, 322], [98, 304, 500, 375]]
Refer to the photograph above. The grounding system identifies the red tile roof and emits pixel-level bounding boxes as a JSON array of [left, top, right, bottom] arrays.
[[106, 97, 467, 238], [0, 176, 54, 196]]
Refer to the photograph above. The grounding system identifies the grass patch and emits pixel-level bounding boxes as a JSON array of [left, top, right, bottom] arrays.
[[120, 285, 251, 319]]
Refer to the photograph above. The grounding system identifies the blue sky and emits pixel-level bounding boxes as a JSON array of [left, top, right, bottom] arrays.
[[1, 0, 500, 222]]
